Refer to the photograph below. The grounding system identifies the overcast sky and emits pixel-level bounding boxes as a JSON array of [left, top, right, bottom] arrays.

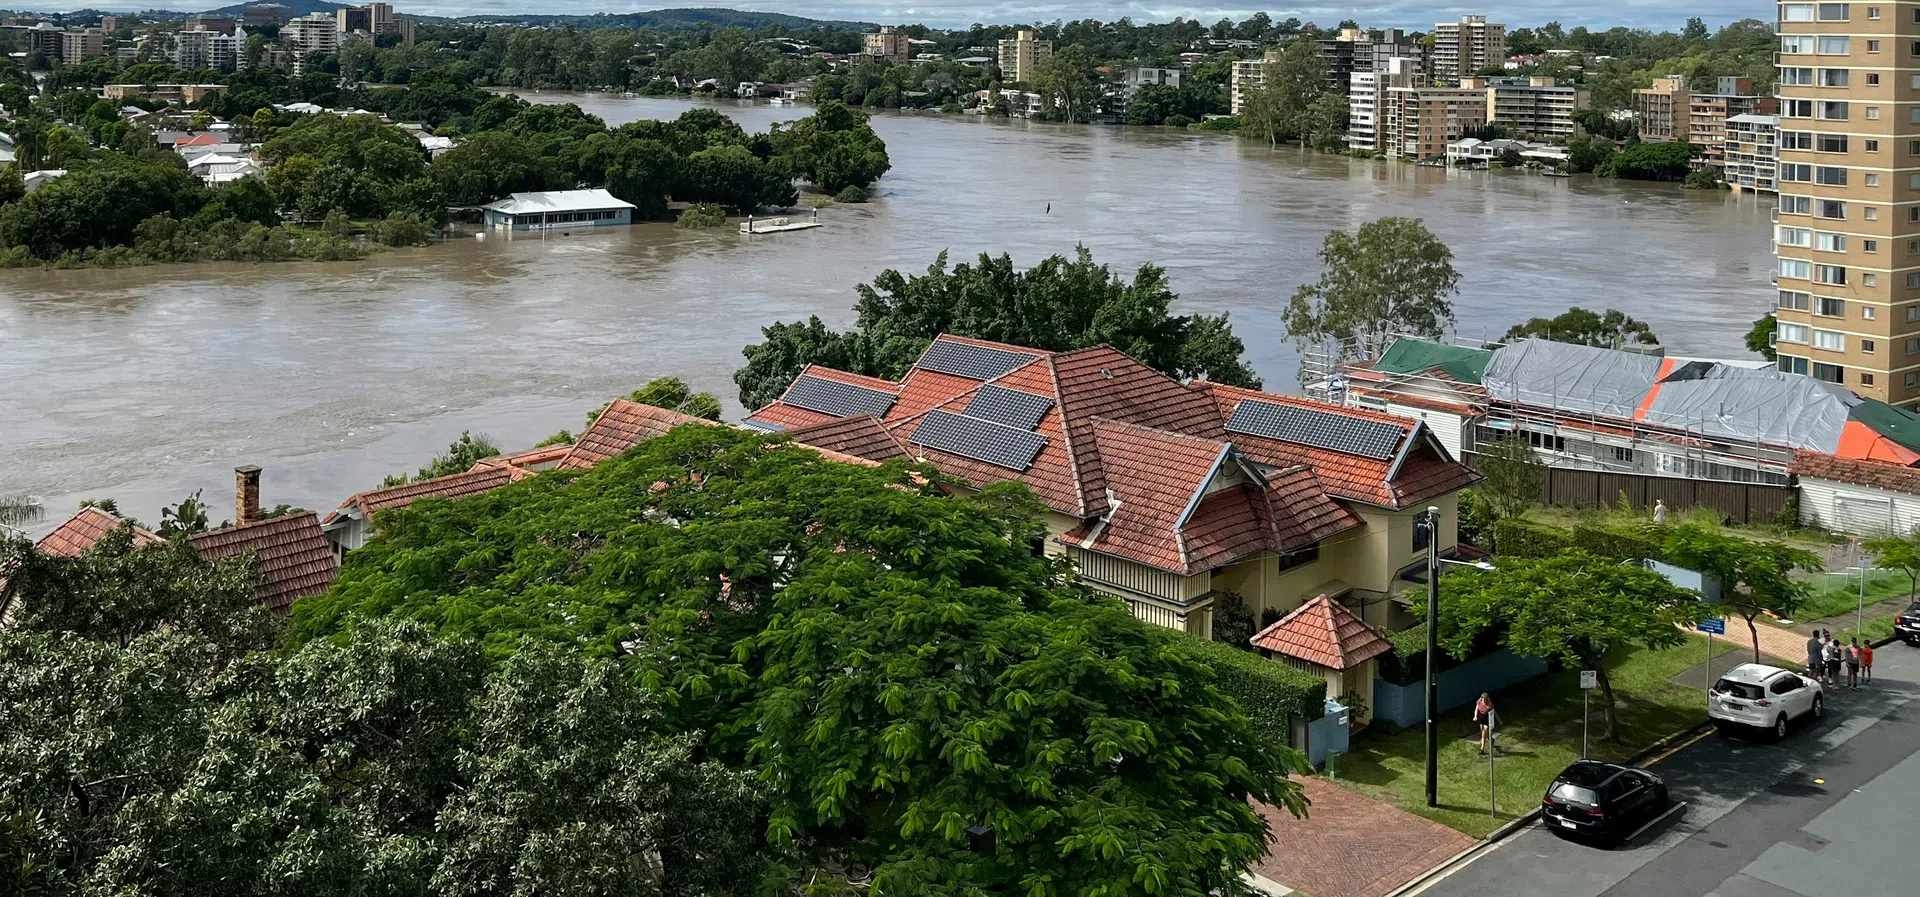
[[33, 2, 1766, 32]]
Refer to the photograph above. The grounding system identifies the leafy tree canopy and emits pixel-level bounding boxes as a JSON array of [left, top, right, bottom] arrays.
[[1662, 524, 1819, 662], [735, 246, 1261, 409], [291, 424, 1306, 894], [1747, 312, 1779, 362], [382, 430, 503, 487], [1502, 306, 1660, 348], [1284, 216, 1460, 372]]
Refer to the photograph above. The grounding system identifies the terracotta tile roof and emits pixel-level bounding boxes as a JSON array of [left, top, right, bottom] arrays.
[[189, 513, 336, 613], [1791, 451, 1920, 493], [892, 367, 990, 421], [1195, 382, 1479, 509], [1052, 347, 1228, 516], [743, 400, 840, 432], [35, 507, 161, 557], [473, 444, 573, 471], [558, 399, 720, 470], [1263, 466, 1365, 550], [1250, 595, 1392, 670], [324, 466, 517, 525], [782, 414, 913, 463]]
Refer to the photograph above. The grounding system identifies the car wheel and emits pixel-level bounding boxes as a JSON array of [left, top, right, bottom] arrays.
[[1775, 715, 1789, 741], [1811, 694, 1824, 719]]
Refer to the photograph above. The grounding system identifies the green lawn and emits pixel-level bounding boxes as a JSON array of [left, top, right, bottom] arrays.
[[1826, 612, 1899, 646], [1794, 569, 1912, 623], [1332, 636, 1716, 838]]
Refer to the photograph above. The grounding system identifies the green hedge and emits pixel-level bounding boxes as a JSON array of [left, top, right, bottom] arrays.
[[1493, 518, 1571, 558], [1375, 622, 1507, 685], [1165, 631, 1326, 745], [1572, 524, 1663, 563]]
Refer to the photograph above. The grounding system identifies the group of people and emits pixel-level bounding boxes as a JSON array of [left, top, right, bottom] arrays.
[[1805, 630, 1872, 690]]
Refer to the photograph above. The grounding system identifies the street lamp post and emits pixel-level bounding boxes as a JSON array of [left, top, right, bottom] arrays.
[[1422, 506, 1495, 810]]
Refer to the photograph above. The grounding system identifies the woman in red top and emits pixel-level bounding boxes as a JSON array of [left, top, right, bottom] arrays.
[[1474, 693, 1495, 755]]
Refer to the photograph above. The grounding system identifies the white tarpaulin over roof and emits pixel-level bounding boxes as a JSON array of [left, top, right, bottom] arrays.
[[1482, 338, 1663, 420], [1481, 338, 1859, 453]]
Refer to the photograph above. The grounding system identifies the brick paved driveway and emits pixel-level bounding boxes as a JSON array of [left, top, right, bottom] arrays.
[[1252, 776, 1476, 897]]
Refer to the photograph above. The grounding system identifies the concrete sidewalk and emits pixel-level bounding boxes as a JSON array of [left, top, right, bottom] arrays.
[[1253, 776, 1476, 897]]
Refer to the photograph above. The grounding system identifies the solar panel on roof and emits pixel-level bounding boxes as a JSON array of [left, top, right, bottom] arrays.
[[964, 384, 1054, 431], [1225, 399, 1404, 460], [782, 374, 896, 418], [908, 409, 1049, 471], [916, 339, 1041, 381]]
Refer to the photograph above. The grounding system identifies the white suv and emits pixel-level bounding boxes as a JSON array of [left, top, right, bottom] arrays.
[[1709, 663, 1825, 740]]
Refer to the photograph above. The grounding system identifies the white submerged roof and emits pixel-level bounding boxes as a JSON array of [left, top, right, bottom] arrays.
[[482, 188, 636, 215]]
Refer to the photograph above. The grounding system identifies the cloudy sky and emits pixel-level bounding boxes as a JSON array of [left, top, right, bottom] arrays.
[[30, 2, 1765, 31]]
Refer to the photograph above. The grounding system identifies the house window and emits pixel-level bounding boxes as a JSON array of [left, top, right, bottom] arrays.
[[1814, 362, 1846, 383], [1818, 199, 1848, 219], [1778, 322, 1810, 343], [1866, 206, 1879, 220], [1864, 304, 1878, 318], [1819, 2, 1851, 20], [1522, 429, 1567, 452], [1782, 67, 1814, 85], [1816, 296, 1846, 316], [1817, 133, 1849, 153], [1866, 173, 1881, 187], [1818, 36, 1851, 55], [1781, 258, 1812, 279], [1907, 372, 1918, 388], [1864, 339, 1878, 353], [1783, 99, 1814, 118], [1784, 35, 1815, 54], [1818, 100, 1850, 119], [1821, 68, 1851, 87], [1781, 163, 1812, 183], [1780, 355, 1810, 375], [1275, 544, 1320, 574], [1779, 226, 1812, 247], [1907, 337, 1920, 355], [1863, 373, 1877, 386], [1868, 39, 1882, 52], [1868, 75, 1880, 87], [1813, 264, 1848, 285], [1781, 194, 1812, 215], [1816, 232, 1847, 252], [1813, 328, 1845, 350], [1780, 289, 1811, 310], [1870, 5, 1882, 17], [1783, 2, 1816, 19], [1865, 240, 1879, 253], [1781, 130, 1813, 149], [1865, 274, 1879, 286]]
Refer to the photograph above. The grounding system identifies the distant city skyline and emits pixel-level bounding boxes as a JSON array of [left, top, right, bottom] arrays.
[[22, 2, 1768, 32]]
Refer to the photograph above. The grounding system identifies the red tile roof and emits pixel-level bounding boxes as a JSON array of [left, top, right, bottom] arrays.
[[1250, 595, 1392, 670], [1791, 451, 1920, 494], [1263, 466, 1366, 550], [324, 466, 517, 525], [558, 399, 720, 470], [1195, 382, 1479, 509], [473, 444, 573, 471], [744, 364, 904, 431], [35, 507, 161, 557], [782, 414, 913, 463], [189, 512, 336, 613]]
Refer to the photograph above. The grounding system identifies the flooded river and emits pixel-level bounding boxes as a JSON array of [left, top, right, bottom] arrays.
[[0, 94, 1774, 529]]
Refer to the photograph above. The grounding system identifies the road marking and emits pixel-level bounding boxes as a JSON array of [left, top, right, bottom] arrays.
[[1624, 800, 1688, 843], [1641, 728, 1714, 767]]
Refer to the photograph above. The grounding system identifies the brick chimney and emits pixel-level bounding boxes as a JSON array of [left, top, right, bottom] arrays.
[[235, 465, 261, 526]]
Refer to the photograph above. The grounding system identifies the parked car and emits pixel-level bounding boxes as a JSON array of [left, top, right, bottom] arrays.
[[1709, 662, 1824, 740], [1896, 600, 1920, 646], [1541, 760, 1670, 845]]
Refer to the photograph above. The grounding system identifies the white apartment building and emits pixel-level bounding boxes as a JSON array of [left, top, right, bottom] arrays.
[[164, 25, 246, 70], [284, 12, 339, 68], [1347, 57, 1421, 152], [1229, 49, 1281, 115], [1724, 113, 1778, 195]]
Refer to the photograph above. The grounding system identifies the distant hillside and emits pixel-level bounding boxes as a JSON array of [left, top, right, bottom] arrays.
[[201, 0, 349, 16], [453, 7, 870, 31]]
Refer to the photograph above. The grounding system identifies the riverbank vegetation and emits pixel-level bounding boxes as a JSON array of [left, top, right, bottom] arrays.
[[1, 57, 887, 267], [734, 245, 1262, 409], [0, 424, 1309, 895]]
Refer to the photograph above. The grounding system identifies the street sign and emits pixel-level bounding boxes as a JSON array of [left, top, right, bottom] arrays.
[[1580, 670, 1598, 689], [1697, 618, 1726, 634]]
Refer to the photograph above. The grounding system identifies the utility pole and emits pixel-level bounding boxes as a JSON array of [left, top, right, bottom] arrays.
[[1425, 505, 1441, 809]]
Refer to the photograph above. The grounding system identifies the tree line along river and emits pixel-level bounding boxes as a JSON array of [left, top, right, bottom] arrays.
[[0, 94, 1775, 530]]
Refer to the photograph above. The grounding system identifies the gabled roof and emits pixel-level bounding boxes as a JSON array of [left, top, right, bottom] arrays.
[[189, 513, 336, 613], [482, 188, 635, 215], [1250, 595, 1392, 670], [1791, 451, 1920, 494], [1196, 382, 1479, 509], [745, 364, 901, 432], [324, 466, 518, 525], [35, 507, 161, 557], [471, 444, 573, 472], [782, 413, 914, 463], [557, 399, 721, 471]]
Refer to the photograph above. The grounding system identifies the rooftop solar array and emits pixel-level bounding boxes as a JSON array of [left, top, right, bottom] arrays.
[[782, 374, 896, 418], [908, 409, 1049, 471], [965, 384, 1055, 431], [917, 339, 1041, 381], [1225, 399, 1405, 460]]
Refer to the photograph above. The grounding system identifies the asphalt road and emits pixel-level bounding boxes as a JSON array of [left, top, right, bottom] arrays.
[[1414, 642, 1920, 897]]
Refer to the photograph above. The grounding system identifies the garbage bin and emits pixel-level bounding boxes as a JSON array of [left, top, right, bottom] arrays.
[[1326, 750, 1342, 779]]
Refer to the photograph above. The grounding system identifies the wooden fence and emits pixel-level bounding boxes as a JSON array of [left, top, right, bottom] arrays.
[[1534, 468, 1794, 525]]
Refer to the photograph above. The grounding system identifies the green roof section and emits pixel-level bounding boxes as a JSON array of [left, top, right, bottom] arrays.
[[1372, 339, 1494, 384], [1848, 400, 1920, 452]]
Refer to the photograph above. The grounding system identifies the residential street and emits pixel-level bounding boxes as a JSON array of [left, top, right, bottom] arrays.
[[1415, 642, 1920, 897]]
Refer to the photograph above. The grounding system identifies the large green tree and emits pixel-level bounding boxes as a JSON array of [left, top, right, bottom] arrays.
[[734, 246, 1262, 409], [1747, 312, 1779, 362], [1034, 44, 1100, 122], [766, 100, 890, 193], [1663, 524, 1820, 662], [1421, 551, 1702, 740], [1284, 217, 1461, 371], [292, 425, 1307, 894]]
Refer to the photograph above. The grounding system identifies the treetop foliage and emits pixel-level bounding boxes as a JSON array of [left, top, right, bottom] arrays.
[[1502, 306, 1660, 349], [734, 245, 1261, 409]]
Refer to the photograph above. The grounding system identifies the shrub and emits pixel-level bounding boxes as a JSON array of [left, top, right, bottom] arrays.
[[1165, 631, 1326, 745], [366, 211, 431, 247], [1458, 488, 1496, 551], [1375, 622, 1508, 685], [1493, 518, 1571, 558], [1164, 114, 1194, 127], [674, 202, 729, 229], [1213, 591, 1256, 650], [1571, 524, 1663, 563], [833, 184, 870, 203], [1197, 116, 1241, 131]]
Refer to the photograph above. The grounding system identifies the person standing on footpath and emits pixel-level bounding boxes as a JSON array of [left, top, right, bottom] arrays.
[[1807, 629, 1826, 680], [1861, 641, 1874, 684], [1846, 638, 1862, 689]]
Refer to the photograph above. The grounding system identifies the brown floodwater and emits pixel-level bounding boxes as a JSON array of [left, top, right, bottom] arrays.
[[0, 94, 1774, 531]]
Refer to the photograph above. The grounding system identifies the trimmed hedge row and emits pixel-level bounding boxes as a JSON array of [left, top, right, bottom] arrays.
[[1492, 518, 1571, 558], [1166, 631, 1327, 745], [1571, 524, 1664, 563]]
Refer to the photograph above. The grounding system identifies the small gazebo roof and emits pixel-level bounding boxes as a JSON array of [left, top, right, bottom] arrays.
[[1250, 595, 1393, 671]]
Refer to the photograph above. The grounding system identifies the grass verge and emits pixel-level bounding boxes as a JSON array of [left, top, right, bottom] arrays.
[[1333, 635, 1715, 838], [1794, 569, 1911, 623]]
